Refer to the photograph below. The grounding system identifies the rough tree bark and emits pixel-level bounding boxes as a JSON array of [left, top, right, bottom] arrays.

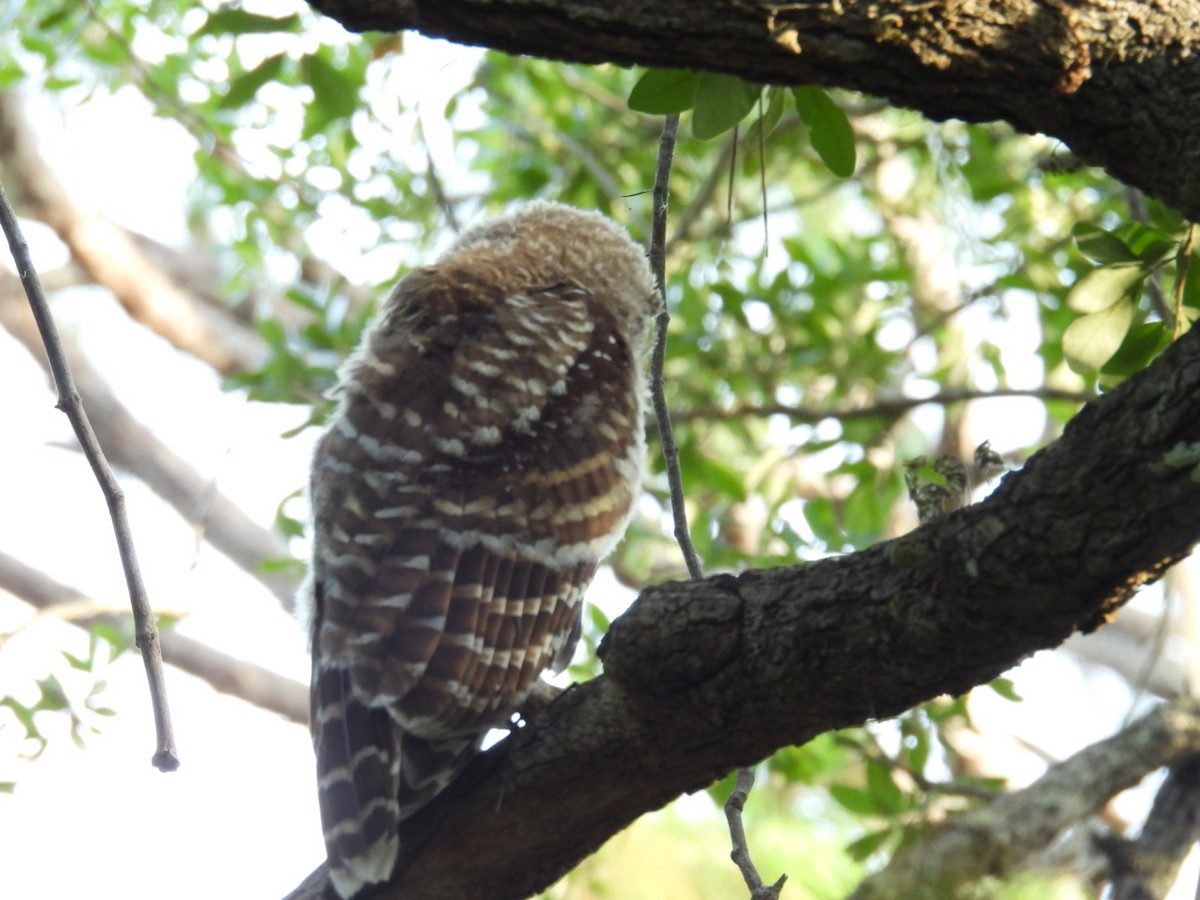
[[306, 0, 1200, 221], [285, 302, 1200, 895]]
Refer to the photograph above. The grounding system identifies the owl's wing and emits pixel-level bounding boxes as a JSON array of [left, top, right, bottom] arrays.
[[310, 274, 640, 897]]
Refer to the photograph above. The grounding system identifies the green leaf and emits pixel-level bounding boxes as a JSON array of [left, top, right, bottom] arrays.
[[770, 735, 845, 782], [908, 730, 930, 776], [692, 72, 759, 140], [1113, 221, 1177, 262], [792, 86, 856, 177], [0, 697, 36, 735], [627, 68, 700, 115], [803, 497, 842, 547], [588, 604, 611, 636], [1101, 321, 1171, 378], [260, 557, 307, 577], [1072, 223, 1136, 265], [37, 6, 78, 31], [90, 621, 133, 655], [197, 9, 301, 37], [866, 758, 904, 814], [301, 50, 360, 135], [846, 827, 897, 862], [694, 454, 749, 502], [830, 783, 878, 816], [742, 87, 786, 160], [1063, 297, 1135, 372], [1066, 262, 1147, 314], [220, 53, 285, 110], [35, 675, 68, 711], [62, 650, 91, 672], [989, 677, 1023, 702]]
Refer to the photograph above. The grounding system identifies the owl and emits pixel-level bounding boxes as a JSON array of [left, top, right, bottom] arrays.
[[303, 201, 659, 898]]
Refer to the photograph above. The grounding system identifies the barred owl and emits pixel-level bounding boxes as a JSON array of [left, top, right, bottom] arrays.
[[303, 201, 658, 898]]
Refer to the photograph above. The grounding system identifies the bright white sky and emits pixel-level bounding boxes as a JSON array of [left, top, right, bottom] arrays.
[[0, 14, 1196, 900]]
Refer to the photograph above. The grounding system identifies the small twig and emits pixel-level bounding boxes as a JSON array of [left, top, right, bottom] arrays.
[[725, 768, 788, 899], [648, 114, 704, 581], [0, 177, 179, 772], [1171, 222, 1196, 341], [648, 114, 783, 898], [417, 117, 461, 234]]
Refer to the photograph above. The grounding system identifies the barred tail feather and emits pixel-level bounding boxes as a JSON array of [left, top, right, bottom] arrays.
[[395, 732, 482, 821], [314, 664, 401, 899]]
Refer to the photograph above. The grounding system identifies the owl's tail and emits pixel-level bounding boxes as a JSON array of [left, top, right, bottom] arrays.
[[313, 662, 482, 899], [313, 663, 400, 899], [395, 731, 481, 822]]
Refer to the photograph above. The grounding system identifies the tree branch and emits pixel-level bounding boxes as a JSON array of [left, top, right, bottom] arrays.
[[285, 273, 1200, 900], [1107, 753, 1200, 900], [305, 0, 1200, 220], [852, 699, 1200, 899], [0, 91, 268, 375], [0, 177, 178, 772], [0, 275, 301, 611], [0, 549, 307, 724]]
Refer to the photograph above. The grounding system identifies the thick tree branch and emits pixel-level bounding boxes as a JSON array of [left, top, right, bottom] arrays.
[[0, 90, 268, 374], [0, 549, 307, 724], [286, 286, 1200, 898], [306, 0, 1200, 220]]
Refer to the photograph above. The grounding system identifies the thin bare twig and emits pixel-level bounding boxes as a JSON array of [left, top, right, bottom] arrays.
[[417, 117, 462, 234], [649, 114, 704, 581], [725, 768, 788, 899], [648, 113, 783, 898], [863, 730, 998, 802], [0, 178, 179, 772]]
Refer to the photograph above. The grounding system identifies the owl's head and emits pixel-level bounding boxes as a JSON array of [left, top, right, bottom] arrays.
[[443, 201, 661, 350]]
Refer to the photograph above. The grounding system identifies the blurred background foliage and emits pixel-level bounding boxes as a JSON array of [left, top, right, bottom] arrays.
[[2, 1, 1196, 897]]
